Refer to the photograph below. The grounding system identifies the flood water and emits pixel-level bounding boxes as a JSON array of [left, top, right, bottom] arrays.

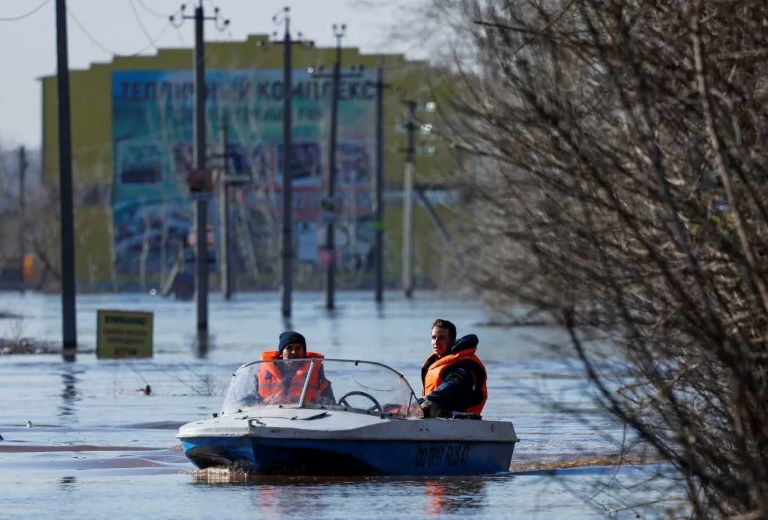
[[0, 291, 679, 518]]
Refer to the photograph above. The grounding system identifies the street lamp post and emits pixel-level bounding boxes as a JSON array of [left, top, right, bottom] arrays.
[[402, 101, 416, 298], [374, 68, 385, 303], [324, 24, 346, 311], [399, 100, 436, 299], [275, 7, 294, 320]]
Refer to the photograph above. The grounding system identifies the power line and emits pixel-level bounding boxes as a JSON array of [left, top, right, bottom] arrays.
[[135, 0, 169, 18], [0, 0, 51, 22], [134, 0, 189, 48], [67, 5, 170, 58], [129, 0, 158, 50], [173, 24, 186, 46]]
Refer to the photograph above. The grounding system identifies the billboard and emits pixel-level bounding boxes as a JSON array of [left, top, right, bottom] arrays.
[[111, 69, 380, 279]]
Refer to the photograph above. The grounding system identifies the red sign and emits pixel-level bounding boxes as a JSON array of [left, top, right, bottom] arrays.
[[318, 248, 336, 266], [188, 168, 213, 199]]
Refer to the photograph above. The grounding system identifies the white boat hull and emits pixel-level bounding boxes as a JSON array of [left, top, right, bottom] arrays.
[[178, 407, 517, 475]]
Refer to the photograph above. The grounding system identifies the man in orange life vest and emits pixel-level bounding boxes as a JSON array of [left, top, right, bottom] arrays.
[[256, 331, 335, 405], [420, 319, 488, 418]]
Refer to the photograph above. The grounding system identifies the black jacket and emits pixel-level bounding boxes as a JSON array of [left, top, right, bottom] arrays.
[[421, 334, 486, 414]]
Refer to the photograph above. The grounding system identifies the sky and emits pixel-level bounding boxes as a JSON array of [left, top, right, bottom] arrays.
[[0, 0, 426, 149]]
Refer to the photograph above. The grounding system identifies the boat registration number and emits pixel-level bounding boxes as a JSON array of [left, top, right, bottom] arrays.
[[415, 445, 470, 468]]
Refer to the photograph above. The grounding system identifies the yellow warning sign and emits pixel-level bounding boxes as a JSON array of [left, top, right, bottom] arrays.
[[96, 309, 154, 359]]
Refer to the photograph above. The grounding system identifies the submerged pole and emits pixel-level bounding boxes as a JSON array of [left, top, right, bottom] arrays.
[[280, 8, 293, 319], [55, 0, 77, 362], [193, 1, 209, 344], [325, 25, 345, 310], [374, 69, 384, 303], [218, 115, 231, 300], [402, 101, 416, 298]]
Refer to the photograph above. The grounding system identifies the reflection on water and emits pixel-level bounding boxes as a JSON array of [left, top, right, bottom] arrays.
[[59, 368, 82, 421], [194, 331, 212, 359], [423, 477, 489, 516], [189, 470, 491, 518], [59, 476, 77, 490], [252, 483, 327, 518]]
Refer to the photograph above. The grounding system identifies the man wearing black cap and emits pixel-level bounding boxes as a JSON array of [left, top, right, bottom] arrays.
[[278, 330, 309, 359], [256, 331, 335, 405]]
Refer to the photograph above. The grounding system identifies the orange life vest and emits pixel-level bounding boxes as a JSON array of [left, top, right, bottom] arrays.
[[257, 351, 330, 405], [422, 347, 487, 415]]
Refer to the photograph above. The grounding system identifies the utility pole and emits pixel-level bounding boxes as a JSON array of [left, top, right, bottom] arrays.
[[324, 24, 346, 311], [402, 101, 416, 298], [174, 2, 229, 346], [218, 115, 231, 300], [193, 0, 208, 346], [277, 6, 293, 320], [374, 69, 384, 303], [56, 0, 77, 362], [18, 146, 27, 291], [193, 2, 208, 343]]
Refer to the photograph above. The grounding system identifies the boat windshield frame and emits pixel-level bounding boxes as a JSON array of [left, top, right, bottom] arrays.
[[221, 358, 421, 418]]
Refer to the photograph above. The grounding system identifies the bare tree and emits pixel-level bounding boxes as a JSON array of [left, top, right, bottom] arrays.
[[428, 0, 768, 516], [0, 145, 59, 289]]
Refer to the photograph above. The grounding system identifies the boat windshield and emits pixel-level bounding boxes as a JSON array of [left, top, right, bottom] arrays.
[[221, 358, 421, 418]]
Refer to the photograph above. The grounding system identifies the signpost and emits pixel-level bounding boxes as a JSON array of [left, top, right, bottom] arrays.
[[96, 309, 154, 359]]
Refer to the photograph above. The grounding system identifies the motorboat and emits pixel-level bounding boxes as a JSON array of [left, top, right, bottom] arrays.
[[177, 358, 518, 475]]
